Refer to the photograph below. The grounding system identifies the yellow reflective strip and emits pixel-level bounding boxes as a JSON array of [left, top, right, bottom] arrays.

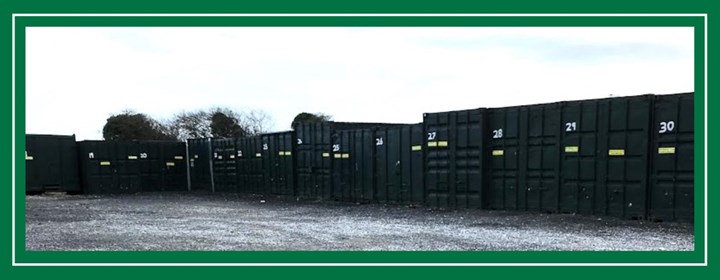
[[342, 153, 350, 159], [255, 153, 262, 158], [428, 141, 438, 147], [492, 150, 504, 156], [174, 156, 183, 160], [100, 161, 111, 166], [194, 155, 199, 159], [322, 152, 330, 158], [279, 151, 285, 156], [230, 155, 235, 159], [128, 155, 138, 160], [25, 156, 34, 160], [438, 141, 448, 147], [411, 145, 422, 151], [285, 151, 292, 156], [218, 156, 223, 160], [608, 149, 625, 156], [658, 147, 676, 154], [333, 154, 342, 159], [166, 162, 175, 167], [564, 146, 579, 153]]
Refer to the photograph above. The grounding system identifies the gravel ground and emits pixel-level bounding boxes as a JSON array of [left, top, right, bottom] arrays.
[[25, 192, 694, 251]]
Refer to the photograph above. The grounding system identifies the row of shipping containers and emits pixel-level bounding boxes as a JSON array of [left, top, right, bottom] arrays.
[[420, 93, 694, 221], [188, 93, 694, 222], [25, 137, 189, 194], [24, 92, 695, 222]]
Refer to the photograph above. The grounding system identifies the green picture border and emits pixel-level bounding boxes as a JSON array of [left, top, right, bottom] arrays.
[[2, 0, 715, 277]]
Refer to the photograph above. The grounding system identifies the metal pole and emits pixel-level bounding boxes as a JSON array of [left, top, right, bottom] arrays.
[[208, 139, 215, 193], [185, 140, 191, 191]]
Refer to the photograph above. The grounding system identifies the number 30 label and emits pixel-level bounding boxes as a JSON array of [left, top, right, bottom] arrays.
[[659, 121, 675, 133]]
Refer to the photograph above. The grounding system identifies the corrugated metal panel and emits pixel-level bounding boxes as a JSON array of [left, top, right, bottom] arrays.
[[160, 142, 188, 191], [236, 136, 264, 194], [559, 99, 602, 215], [649, 93, 694, 222], [188, 139, 212, 191], [211, 138, 237, 193], [25, 134, 81, 193], [424, 109, 485, 209], [115, 140, 142, 194], [600, 95, 653, 219], [558, 95, 653, 219], [78, 140, 186, 194], [261, 131, 296, 196], [138, 141, 162, 192], [294, 122, 391, 201], [295, 123, 332, 200], [78, 141, 141, 194], [331, 128, 375, 202], [374, 124, 425, 205], [488, 103, 561, 212]]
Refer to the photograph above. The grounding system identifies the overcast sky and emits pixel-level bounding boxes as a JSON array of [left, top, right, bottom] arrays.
[[25, 27, 694, 140]]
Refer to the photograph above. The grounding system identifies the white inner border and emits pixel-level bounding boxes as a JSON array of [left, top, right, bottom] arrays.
[[11, 13, 709, 267]]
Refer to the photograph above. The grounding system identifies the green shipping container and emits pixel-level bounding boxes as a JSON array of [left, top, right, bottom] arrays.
[[649, 92, 694, 222], [211, 138, 237, 193], [236, 136, 265, 194], [262, 131, 296, 196], [487, 103, 561, 213], [25, 134, 81, 193], [424, 109, 486, 209], [559, 95, 654, 219], [374, 124, 425, 205], [188, 138, 212, 191]]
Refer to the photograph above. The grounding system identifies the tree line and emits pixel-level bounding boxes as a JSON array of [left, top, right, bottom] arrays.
[[102, 108, 332, 141]]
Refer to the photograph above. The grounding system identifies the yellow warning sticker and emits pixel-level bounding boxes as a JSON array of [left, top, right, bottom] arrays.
[[279, 151, 285, 156], [230, 155, 235, 159], [255, 153, 262, 158], [26, 156, 34, 160], [565, 146, 579, 153], [411, 145, 422, 151], [428, 141, 438, 147], [608, 149, 625, 156], [334, 154, 342, 159], [174, 156, 183, 160], [100, 161, 111, 166], [166, 162, 175, 167], [128, 155, 138, 160], [194, 155, 199, 159], [658, 147, 676, 154], [342, 153, 350, 158], [492, 150, 504, 156], [285, 151, 292, 156], [438, 141, 448, 147], [322, 152, 330, 158], [218, 156, 223, 160]]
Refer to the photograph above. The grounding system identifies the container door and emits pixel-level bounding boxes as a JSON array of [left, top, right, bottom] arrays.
[[523, 104, 561, 212], [487, 108, 521, 210], [409, 124, 425, 205], [39, 138, 62, 189], [560, 100, 601, 215], [424, 113, 451, 208], [59, 136, 81, 193], [25, 136, 40, 192], [650, 93, 694, 222], [598, 95, 652, 219]]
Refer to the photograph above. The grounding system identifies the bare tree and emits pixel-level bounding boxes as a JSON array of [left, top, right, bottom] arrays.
[[168, 107, 273, 141], [238, 109, 273, 135]]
